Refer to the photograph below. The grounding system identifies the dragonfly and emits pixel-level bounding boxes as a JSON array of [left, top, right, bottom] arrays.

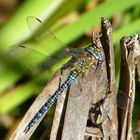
[[10, 17, 131, 135], [11, 16, 102, 134], [24, 44, 102, 133]]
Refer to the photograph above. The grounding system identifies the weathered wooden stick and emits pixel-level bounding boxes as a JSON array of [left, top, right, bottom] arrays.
[[100, 17, 118, 140], [83, 17, 118, 140], [10, 71, 61, 140], [119, 35, 140, 140]]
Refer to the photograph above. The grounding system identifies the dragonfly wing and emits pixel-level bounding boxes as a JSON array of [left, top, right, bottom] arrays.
[[9, 44, 45, 74], [26, 16, 70, 55], [7, 44, 63, 76], [5, 15, 72, 76]]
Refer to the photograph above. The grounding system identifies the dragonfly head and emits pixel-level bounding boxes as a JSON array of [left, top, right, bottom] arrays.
[[85, 45, 102, 60]]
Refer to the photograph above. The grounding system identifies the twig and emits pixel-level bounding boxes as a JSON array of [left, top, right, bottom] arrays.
[[119, 35, 140, 140], [10, 71, 61, 140], [84, 17, 118, 140], [100, 17, 118, 140]]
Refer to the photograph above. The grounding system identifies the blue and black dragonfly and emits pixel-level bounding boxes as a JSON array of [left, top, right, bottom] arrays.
[[10, 16, 102, 134]]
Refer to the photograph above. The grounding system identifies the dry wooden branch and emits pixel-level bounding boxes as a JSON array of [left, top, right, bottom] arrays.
[[84, 17, 118, 140], [136, 54, 140, 86], [119, 35, 140, 140], [10, 71, 61, 140], [100, 17, 118, 140]]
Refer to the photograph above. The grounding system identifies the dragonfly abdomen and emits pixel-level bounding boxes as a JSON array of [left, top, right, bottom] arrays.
[[24, 74, 77, 133]]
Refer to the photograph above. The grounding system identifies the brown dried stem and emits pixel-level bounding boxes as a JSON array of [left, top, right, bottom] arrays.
[[119, 35, 140, 140]]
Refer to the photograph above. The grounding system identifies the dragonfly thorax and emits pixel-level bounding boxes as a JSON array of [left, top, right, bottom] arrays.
[[71, 56, 93, 77], [85, 44, 101, 60]]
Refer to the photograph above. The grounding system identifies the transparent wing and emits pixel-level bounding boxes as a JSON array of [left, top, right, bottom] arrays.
[[7, 44, 68, 76], [7, 44, 46, 75], [26, 16, 69, 54], [6, 16, 73, 76], [26, 16, 83, 69]]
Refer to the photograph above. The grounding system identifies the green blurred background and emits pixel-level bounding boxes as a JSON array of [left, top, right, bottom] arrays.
[[0, 0, 140, 139]]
